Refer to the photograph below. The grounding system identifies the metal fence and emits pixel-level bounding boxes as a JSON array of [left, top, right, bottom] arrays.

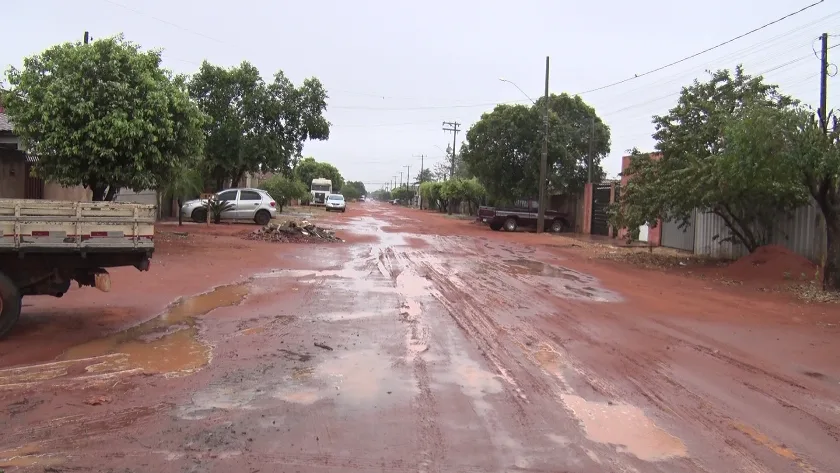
[[693, 202, 825, 261]]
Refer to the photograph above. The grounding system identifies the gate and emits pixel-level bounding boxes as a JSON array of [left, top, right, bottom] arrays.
[[660, 211, 696, 251], [24, 160, 44, 199], [590, 183, 613, 236]]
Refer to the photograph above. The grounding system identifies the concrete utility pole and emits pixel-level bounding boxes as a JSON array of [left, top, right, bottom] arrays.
[[443, 121, 461, 215], [404, 165, 411, 189], [442, 122, 461, 179], [820, 33, 829, 132], [588, 116, 596, 184], [413, 154, 425, 209], [399, 171, 403, 188], [536, 56, 550, 234]]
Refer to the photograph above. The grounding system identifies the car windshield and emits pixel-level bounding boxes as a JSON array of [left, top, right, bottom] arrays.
[[327, 195, 344, 201]]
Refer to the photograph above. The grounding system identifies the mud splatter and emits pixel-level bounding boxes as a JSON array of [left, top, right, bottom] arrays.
[[561, 394, 688, 461], [502, 258, 622, 302], [732, 422, 797, 460]]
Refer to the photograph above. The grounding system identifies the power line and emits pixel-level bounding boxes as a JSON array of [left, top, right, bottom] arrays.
[[574, 0, 827, 95], [100, 0, 225, 44]]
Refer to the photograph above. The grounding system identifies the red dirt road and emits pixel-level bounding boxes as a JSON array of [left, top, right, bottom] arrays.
[[1, 203, 838, 472]]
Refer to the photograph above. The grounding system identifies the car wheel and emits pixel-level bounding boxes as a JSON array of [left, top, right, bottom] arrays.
[[191, 208, 207, 223], [550, 219, 565, 233], [504, 218, 518, 232], [0, 271, 22, 339], [254, 210, 271, 226]]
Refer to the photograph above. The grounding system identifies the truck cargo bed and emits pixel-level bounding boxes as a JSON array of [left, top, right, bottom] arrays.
[[0, 199, 155, 252]]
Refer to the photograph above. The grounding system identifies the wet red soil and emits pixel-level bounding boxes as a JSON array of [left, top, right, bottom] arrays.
[[1, 203, 838, 472]]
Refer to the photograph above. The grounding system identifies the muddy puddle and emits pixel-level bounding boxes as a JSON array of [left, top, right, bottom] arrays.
[[0, 284, 250, 388], [561, 394, 688, 461], [502, 258, 621, 302]]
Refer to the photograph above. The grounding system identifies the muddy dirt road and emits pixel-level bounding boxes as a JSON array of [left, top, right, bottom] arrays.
[[1, 203, 838, 472]]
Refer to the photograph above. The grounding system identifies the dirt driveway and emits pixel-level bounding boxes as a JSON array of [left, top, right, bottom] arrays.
[[1, 203, 838, 472]]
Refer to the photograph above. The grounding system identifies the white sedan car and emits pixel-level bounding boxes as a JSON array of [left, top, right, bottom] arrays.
[[325, 194, 346, 212]]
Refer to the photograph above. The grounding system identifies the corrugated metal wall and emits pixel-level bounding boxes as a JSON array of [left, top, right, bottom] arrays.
[[660, 210, 696, 251], [693, 202, 826, 261]]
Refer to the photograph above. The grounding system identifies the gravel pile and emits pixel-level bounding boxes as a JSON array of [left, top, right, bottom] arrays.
[[245, 221, 343, 243]]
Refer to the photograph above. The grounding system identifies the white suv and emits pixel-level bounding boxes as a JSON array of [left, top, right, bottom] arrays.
[[181, 188, 277, 225]]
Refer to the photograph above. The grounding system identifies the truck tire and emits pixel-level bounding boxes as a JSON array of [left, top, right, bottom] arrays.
[[191, 208, 208, 223], [504, 217, 518, 232], [489, 222, 503, 231], [0, 271, 22, 339], [550, 219, 566, 233], [254, 210, 271, 226]]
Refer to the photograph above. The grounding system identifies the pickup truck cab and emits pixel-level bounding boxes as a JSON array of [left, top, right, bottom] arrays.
[[478, 205, 570, 233], [0, 199, 155, 338]]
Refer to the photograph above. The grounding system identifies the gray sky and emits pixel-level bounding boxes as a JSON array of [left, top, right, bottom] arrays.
[[3, 1, 837, 190]]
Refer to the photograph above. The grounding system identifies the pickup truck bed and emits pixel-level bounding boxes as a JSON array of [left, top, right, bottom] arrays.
[[478, 205, 570, 233], [0, 199, 156, 337]]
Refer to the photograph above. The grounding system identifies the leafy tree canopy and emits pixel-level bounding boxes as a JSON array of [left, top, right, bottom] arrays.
[[341, 181, 367, 200], [259, 175, 308, 212], [188, 61, 329, 190], [293, 157, 345, 192], [461, 93, 609, 203], [2, 35, 205, 200], [611, 67, 807, 252], [415, 168, 434, 184], [371, 189, 391, 201]]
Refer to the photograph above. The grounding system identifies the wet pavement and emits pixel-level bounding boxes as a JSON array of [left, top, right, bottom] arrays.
[[1, 203, 839, 472]]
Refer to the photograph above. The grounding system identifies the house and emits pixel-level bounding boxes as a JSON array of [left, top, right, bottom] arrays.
[[0, 107, 91, 201]]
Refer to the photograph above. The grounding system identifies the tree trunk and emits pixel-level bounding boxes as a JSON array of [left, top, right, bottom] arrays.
[[177, 198, 183, 226], [104, 186, 118, 201], [823, 208, 840, 289]]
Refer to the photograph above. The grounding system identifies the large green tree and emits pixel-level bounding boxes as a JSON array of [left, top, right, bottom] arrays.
[[2, 35, 205, 200], [293, 157, 344, 191], [259, 175, 308, 212], [461, 93, 609, 204], [188, 61, 329, 190], [611, 67, 806, 252], [341, 181, 367, 200]]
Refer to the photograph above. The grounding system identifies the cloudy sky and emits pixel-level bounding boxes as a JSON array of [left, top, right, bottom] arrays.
[[3, 0, 837, 190]]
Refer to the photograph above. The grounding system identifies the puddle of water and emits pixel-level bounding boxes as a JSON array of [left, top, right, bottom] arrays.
[[561, 394, 687, 462], [315, 349, 416, 406], [502, 258, 621, 302], [732, 422, 797, 460], [533, 344, 566, 382], [276, 388, 323, 405], [58, 284, 249, 376]]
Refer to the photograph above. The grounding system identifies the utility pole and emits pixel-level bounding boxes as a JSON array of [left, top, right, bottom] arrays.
[[84, 31, 90, 44], [443, 121, 461, 214], [536, 56, 550, 233], [399, 171, 403, 189], [820, 33, 829, 132], [413, 154, 425, 209], [588, 116, 596, 184], [393, 176, 397, 193], [404, 165, 411, 189]]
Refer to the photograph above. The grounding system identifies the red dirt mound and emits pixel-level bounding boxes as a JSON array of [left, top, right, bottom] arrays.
[[723, 245, 819, 284]]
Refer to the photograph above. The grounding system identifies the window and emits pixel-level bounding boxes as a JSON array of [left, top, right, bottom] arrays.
[[239, 190, 261, 201], [312, 184, 331, 192], [217, 190, 238, 201], [328, 195, 344, 201]]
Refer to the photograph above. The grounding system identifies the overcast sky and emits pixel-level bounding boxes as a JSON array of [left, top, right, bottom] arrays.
[[3, 0, 837, 189]]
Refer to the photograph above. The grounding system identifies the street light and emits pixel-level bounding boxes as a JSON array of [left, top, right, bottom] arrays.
[[498, 58, 550, 233]]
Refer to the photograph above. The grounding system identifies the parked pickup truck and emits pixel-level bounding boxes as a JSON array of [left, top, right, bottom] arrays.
[[0, 199, 155, 338], [478, 205, 570, 233]]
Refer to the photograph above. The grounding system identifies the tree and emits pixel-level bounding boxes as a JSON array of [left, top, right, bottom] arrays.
[[163, 163, 204, 226], [419, 181, 446, 211], [293, 157, 345, 192], [259, 175, 308, 212], [415, 168, 434, 184], [341, 181, 366, 200], [782, 109, 840, 288], [391, 186, 415, 203], [2, 35, 205, 200], [371, 189, 391, 201], [611, 67, 805, 252], [461, 93, 609, 204], [189, 62, 329, 190]]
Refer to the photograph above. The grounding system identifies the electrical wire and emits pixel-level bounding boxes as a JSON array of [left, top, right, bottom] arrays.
[[573, 0, 827, 95]]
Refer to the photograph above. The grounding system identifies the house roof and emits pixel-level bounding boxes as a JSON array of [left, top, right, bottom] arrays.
[[0, 111, 12, 133]]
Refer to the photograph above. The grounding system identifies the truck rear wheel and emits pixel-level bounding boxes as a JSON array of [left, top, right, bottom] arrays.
[[489, 222, 503, 231], [504, 218, 518, 232], [550, 219, 566, 233], [0, 272, 22, 339]]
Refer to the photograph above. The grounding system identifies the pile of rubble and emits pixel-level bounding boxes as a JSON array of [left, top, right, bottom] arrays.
[[245, 220, 343, 243]]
